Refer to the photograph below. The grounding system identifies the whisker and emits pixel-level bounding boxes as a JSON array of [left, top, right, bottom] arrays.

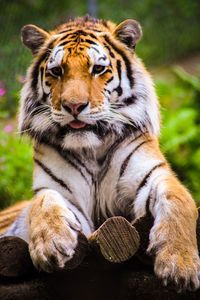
[[16, 128, 32, 135], [26, 104, 51, 120]]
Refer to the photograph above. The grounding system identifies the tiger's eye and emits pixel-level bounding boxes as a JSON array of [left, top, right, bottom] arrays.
[[92, 65, 106, 75], [50, 66, 63, 77]]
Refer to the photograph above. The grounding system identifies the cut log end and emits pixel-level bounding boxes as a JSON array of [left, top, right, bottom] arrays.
[[89, 216, 140, 263]]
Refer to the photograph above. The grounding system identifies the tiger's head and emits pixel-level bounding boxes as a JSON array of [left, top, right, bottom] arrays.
[[19, 16, 160, 149]]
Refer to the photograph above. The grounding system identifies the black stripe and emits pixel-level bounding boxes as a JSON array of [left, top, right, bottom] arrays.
[[104, 88, 111, 95], [68, 151, 94, 179], [34, 158, 72, 194], [123, 95, 137, 106], [40, 67, 46, 96], [68, 204, 91, 229], [113, 60, 123, 96], [87, 33, 97, 39], [31, 41, 53, 92], [145, 195, 151, 215], [116, 60, 122, 81], [120, 139, 150, 178], [36, 146, 90, 185], [63, 155, 90, 185], [59, 41, 69, 47], [40, 67, 44, 81], [91, 46, 100, 54], [102, 20, 109, 28], [75, 30, 97, 39], [135, 162, 166, 197], [115, 95, 137, 108], [104, 35, 134, 88], [35, 141, 94, 184], [45, 81, 51, 87], [53, 145, 93, 184], [98, 137, 125, 182], [106, 76, 114, 84], [127, 134, 142, 146], [24, 99, 49, 118], [53, 112, 63, 116], [84, 39, 98, 45], [103, 44, 115, 58], [33, 187, 49, 194], [114, 86, 123, 97], [98, 55, 107, 61], [59, 33, 77, 41], [58, 29, 97, 43]]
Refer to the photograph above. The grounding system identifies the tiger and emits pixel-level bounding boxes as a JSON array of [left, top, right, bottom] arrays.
[[1, 15, 200, 290]]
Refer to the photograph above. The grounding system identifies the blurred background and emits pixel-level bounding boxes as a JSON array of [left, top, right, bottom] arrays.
[[0, 0, 200, 209]]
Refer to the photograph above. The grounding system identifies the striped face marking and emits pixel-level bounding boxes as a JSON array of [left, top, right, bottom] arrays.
[[47, 46, 65, 69], [88, 45, 110, 69]]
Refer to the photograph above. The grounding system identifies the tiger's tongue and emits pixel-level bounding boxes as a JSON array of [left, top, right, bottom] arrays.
[[69, 120, 86, 129]]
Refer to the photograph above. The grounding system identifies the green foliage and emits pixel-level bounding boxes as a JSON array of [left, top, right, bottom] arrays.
[[158, 68, 200, 202], [0, 127, 32, 209], [99, 0, 200, 65]]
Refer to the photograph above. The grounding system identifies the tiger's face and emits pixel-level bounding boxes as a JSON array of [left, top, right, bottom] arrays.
[[44, 39, 112, 129], [20, 16, 159, 149]]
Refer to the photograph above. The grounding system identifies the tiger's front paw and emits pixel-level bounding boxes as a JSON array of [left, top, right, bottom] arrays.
[[29, 205, 81, 273], [152, 247, 200, 291]]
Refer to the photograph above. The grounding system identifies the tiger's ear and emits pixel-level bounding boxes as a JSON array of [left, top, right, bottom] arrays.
[[21, 24, 50, 54], [113, 19, 142, 49]]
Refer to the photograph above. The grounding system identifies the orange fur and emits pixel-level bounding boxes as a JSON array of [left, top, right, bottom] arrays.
[[0, 200, 29, 234]]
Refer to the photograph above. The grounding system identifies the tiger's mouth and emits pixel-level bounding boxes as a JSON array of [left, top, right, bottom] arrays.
[[68, 120, 86, 129]]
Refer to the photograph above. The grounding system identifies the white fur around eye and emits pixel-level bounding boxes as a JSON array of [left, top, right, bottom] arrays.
[[88, 45, 110, 69], [47, 46, 65, 69]]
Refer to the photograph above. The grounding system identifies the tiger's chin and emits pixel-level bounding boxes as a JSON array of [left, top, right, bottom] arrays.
[[62, 130, 102, 150]]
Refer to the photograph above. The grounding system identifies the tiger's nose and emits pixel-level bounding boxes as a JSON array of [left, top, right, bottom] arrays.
[[62, 102, 89, 115]]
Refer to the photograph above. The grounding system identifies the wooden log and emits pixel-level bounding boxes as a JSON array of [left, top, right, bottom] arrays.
[[0, 236, 35, 278], [1, 210, 200, 299], [89, 216, 140, 263], [0, 253, 200, 300], [0, 232, 88, 278]]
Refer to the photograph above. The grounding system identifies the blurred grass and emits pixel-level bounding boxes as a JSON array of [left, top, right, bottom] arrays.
[[0, 125, 33, 208], [157, 67, 200, 204]]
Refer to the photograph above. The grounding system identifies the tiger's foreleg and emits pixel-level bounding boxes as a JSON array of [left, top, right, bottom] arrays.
[[146, 174, 200, 290], [4, 189, 92, 272], [115, 138, 200, 290], [28, 189, 93, 272], [114, 137, 200, 290]]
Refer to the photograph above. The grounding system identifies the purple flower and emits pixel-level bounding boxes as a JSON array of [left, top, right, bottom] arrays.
[[0, 88, 6, 97], [4, 124, 13, 133]]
